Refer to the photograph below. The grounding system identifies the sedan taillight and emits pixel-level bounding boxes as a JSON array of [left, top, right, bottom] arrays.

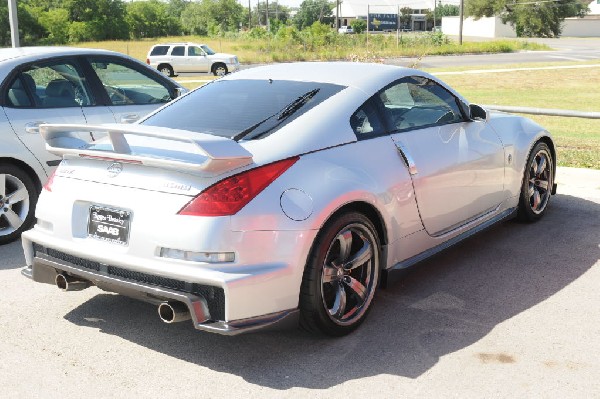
[[178, 157, 299, 217], [43, 169, 57, 192]]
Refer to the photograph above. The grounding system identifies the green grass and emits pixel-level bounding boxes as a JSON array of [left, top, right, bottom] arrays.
[[438, 66, 600, 169], [72, 34, 550, 65]]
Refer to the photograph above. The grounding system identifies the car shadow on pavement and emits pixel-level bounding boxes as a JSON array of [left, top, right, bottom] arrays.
[[0, 240, 25, 270], [63, 193, 599, 389]]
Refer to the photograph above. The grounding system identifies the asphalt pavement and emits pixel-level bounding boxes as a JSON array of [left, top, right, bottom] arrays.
[[0, 166, 599, 398]]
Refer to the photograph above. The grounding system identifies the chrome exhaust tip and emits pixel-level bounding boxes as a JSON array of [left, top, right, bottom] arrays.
[[158, 301, 191, 323], [55, 274, 90, 291]]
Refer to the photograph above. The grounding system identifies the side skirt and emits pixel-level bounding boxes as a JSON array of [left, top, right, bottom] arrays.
[[382, 207, 517, 288]]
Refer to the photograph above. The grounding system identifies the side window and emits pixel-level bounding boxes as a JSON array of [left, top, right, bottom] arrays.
[[7, 62, 93, 108], [188, 46, 204, 56], [150, 46, 169, 56], [6, 73, 36, 107], [171, 46, 185, 56], [379, 76, 464, 132], [350, 99, 385, 137], [89, 58, 172, 106]]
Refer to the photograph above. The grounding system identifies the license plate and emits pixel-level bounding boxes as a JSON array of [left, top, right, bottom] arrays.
[[87, 205, 131, 245]]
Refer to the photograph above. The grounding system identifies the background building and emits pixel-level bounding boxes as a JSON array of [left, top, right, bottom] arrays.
[[335, 0, 449, 31], [442, 0, 600, 38]]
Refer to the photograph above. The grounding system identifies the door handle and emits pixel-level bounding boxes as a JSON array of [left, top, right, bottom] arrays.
[[25, 121, 46, 134], [120, 114, 139, 124], [394, 141, 418, 176]]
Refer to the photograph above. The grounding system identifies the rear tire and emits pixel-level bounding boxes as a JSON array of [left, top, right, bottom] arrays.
[[517, 141, 554, 222], [300, 212, 380, 336], [158, 64, 174, 77], [0, 164, 38, 244]]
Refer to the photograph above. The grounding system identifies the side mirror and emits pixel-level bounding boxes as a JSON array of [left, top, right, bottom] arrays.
[[469, 104, 489, 122], [173, 87, 187, 99]]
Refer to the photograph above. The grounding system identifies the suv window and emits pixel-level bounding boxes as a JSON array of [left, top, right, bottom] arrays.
[[188, 46, 204, 56], [171, 46, 185, 56], [89, 57, 172, 106], [150, 46, 170, 56], [143, 79, 345, 140]]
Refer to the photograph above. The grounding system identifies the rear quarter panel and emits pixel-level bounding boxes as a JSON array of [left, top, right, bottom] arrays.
[[231, 137, 424, 258]]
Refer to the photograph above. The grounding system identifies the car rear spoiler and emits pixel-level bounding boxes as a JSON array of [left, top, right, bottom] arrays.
[[40, 123, 253, 174]]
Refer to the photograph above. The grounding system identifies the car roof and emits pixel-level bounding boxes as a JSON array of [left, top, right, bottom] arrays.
[[152, 43, 206, 47], [0, 46, 122, 64], [220, 62, 426, 94]]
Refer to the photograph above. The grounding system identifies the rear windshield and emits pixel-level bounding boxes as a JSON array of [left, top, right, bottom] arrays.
[[142, 79, 346, 140]]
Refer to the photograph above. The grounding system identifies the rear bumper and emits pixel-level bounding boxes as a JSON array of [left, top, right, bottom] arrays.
[[21, 244, 298, 335]]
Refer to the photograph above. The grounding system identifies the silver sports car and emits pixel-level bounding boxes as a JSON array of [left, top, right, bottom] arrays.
[[21, 62, 556, 336]]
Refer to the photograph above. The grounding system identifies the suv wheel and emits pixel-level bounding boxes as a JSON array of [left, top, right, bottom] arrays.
[[158, 64, 174, 77], [212, 63, 228, 76]]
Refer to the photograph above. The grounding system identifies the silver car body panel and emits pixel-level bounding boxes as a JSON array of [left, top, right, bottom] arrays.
[[21, 62, 554, 333]]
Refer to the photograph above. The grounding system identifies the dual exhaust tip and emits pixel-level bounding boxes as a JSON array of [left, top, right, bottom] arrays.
[[55, 273, 192, 324], [55, 273, 90, 292], [158, 301, 191, 323]]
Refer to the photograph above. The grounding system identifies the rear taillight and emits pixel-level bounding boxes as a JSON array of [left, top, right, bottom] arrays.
[[178, 157, 299, 217], [146, 58, 150, 65], [43, 169, 57, 192]]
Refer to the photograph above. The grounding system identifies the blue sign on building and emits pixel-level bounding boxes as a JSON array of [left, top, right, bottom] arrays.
[[368, 13, 398, 31]]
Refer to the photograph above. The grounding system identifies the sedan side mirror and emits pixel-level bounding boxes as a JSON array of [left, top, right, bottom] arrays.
[[173, 87, 187, 99], [469, 104, 489, 122]]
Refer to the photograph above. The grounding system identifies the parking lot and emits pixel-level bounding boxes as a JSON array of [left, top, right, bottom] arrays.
[[0, 166, 598, 398]]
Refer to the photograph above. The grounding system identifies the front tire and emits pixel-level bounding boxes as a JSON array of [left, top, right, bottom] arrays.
[[0, 164, 38, 244], [300, 212, 380, 336], [212, 63, 228, 76], [517, 141, 554, 222]]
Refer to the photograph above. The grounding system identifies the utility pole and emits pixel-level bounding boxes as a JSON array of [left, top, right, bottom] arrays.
[[459, 0, 464, 45], [433, 0, 437, 31], [9, 0, 20, 47], [335, 0, 339, 29], [248, 0, 252, 28], [266, 0, 270, 31]]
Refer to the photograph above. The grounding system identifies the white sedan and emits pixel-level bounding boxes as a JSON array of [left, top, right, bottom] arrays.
[[0, 47, 184, 244], [21, 62, 556, 336]]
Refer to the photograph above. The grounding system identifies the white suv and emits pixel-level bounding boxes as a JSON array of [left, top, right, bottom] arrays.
[[146, 43, 240, 77]]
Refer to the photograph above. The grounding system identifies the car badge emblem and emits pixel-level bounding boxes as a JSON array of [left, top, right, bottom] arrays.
[[107, 162, 123, 178]]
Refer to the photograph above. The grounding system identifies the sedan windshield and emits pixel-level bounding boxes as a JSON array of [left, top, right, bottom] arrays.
[[142, 79, 345, 140]]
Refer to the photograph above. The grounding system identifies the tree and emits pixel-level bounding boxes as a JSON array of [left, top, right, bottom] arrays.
[[399, 6, 412, 30], [63, 0, 129, 41], [350, 18, 366, 34], [126, 0, 181, 38], [180, 0, 244, 36], [1, 1, 51, 45], [427, 2, 459, 27], [465, 0, 589, 38], [250, 2, 291, 29], [433, 2, 459, 18], [293, 0, 334, 30]]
